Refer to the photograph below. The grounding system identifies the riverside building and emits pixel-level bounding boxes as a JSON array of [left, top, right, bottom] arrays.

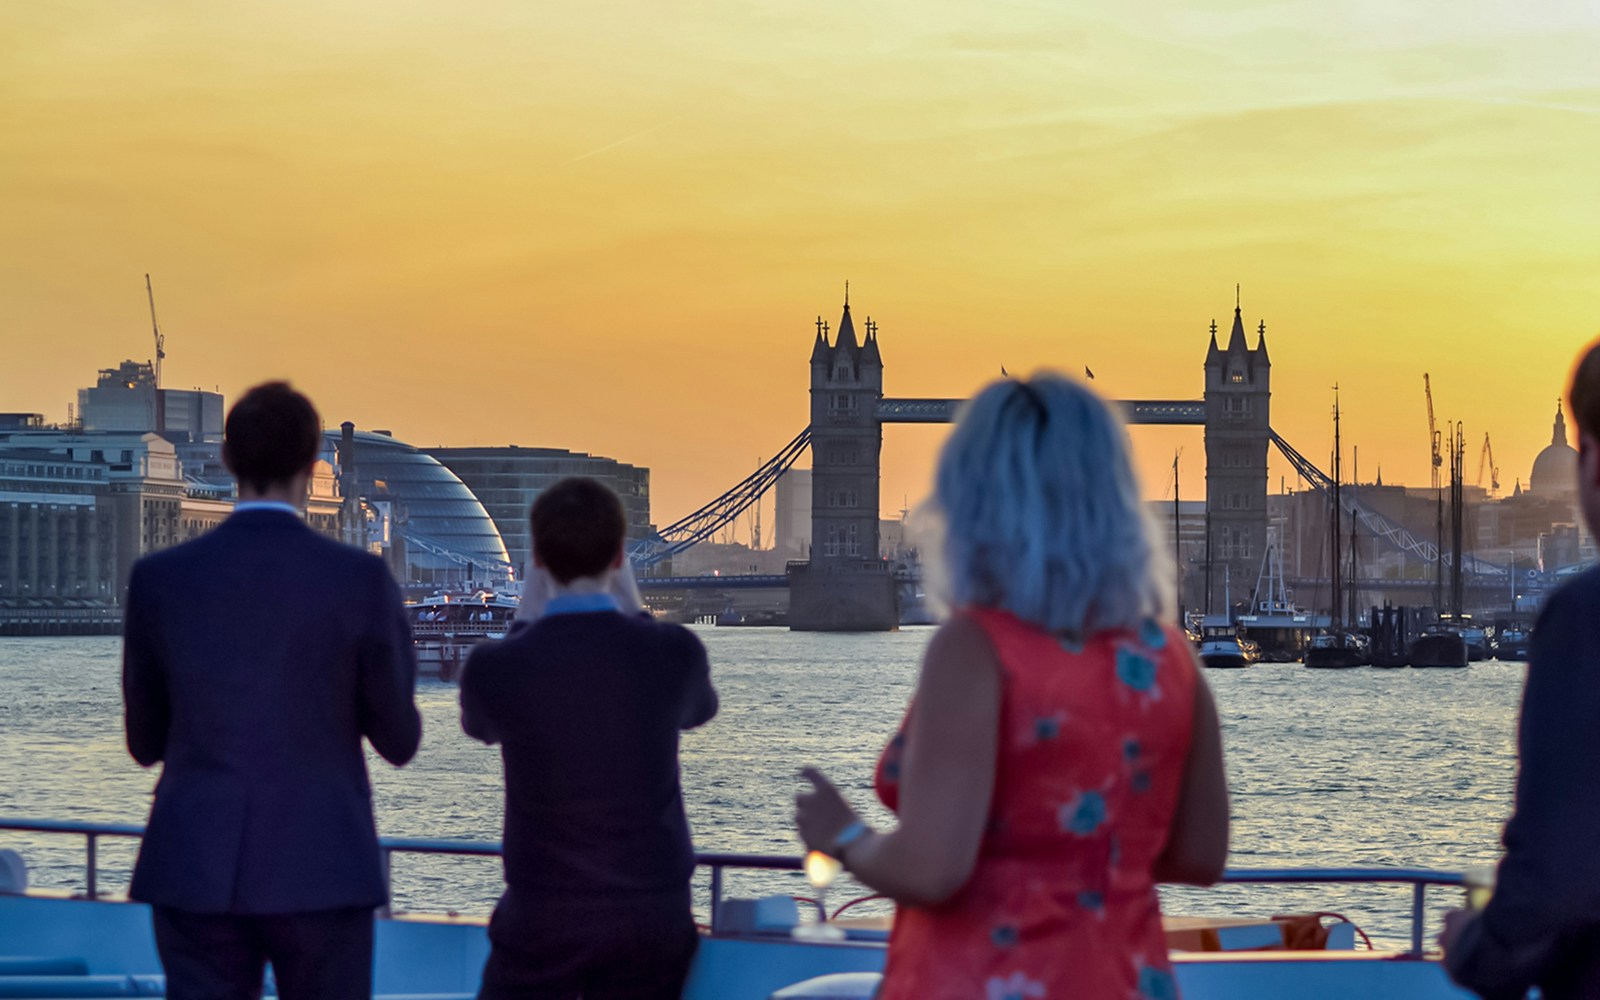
[[427, 445, 652, 573], [0, 429, 343, 608]]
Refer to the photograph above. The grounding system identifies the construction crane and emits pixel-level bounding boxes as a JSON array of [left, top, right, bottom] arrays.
[[1477, 433, 1500, 493], [145, 274, 166, 388], [1424, 373, 1442, 489]]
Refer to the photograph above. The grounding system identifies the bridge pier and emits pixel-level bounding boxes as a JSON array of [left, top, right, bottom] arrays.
[[788, 562, 898, 632]]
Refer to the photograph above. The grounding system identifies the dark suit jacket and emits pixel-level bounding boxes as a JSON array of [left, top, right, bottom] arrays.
[[122, 509, 422, 915], [1446, 566, 1600, 999], [459, 609, 716, 899]]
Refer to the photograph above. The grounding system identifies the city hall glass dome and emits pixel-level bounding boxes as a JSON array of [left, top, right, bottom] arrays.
[[323, 429, 511, 585]]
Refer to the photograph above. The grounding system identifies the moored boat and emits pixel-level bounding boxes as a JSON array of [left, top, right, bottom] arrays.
[[1236, 543, 1318, 662], [1304, 631, 1370, 669], [1408, 627, 1469, 669], [1495, 624, 1531, 661], [407, 591, 519, 681], [1198, 617, 1255, 669]]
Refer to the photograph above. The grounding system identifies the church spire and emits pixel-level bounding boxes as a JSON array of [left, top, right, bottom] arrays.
[[1554, 402, 1568, 446]]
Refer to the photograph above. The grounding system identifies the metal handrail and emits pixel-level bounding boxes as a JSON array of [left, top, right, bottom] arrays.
[[0, 817, 1459, 954]]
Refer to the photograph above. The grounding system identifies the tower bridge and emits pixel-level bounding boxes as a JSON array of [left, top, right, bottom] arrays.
[[783, 295, 1270, 630], [633, 293, 1484, 630], [629, 295, 1273, 630]]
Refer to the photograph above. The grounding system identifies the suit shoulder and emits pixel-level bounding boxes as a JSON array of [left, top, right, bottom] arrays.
[[1551, 567, 1600, 609], [129, 534, 210, 582], [1532, 574, 1600, 670], [1538, 571, 1600, 632], [461, 635, 514, 686], [302, 531, 394, 579], [643, 619, 707, 663]]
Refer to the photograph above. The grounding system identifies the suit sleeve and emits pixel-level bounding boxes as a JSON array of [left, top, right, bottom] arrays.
[[1446, 588, 1600, 998], [358, 565, 423, 766], [459, 646, 500, 745], [121, 561, 169, 767], [675, 628, 718, 730]]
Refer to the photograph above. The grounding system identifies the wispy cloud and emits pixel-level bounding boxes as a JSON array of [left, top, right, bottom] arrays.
[[565, 119, 674, 165]]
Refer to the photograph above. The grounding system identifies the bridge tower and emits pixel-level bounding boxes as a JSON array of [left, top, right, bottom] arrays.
[[1203, 298, 1272, 616], [789, 295, 899, 631]]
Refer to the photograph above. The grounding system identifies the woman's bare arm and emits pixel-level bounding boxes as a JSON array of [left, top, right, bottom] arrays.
[[795, 615, 1001, 906], [1151, 662, 1229, 885]]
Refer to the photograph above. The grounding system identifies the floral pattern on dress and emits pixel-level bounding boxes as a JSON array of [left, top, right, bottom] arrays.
[[1136, 965, 1178, 1000], [1115, 647, 1159, 696], [1059, 790, 1109, 836], [1030, 712, 1067, 743]]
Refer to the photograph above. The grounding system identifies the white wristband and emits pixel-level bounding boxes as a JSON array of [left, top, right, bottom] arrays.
[[831, 819, 869, 860]]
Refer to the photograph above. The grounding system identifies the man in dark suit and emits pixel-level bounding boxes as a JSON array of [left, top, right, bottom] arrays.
[[461, 477, 717, 1000], [1443, 341, 1600, 999], [122, 381, 422, 1000]]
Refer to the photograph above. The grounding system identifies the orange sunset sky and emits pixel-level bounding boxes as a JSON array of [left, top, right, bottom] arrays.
[[2, 1, 1596, 527]]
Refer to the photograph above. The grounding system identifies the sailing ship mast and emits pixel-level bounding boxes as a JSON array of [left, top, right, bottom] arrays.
[[1348, 447, 1360, 628], [1329, 389, 1343, 631], [1450, 423, 1465, 617], [1172, 450, 1181, 620]]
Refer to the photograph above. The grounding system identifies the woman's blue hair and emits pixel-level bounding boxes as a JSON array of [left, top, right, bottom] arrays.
[[926, 372, 1173, 636]]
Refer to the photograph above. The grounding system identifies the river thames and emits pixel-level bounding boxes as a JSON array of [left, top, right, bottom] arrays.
[[0, 630, 1524, 947]]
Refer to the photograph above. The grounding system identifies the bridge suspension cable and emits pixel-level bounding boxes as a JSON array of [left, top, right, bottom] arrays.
[[1269, 432, 1508, 578], [630, 427, 813, 570]]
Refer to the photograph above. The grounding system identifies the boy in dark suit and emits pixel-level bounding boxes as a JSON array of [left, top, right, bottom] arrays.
[[461, 477, 717, 1000], [122, 381, 421, 1000]]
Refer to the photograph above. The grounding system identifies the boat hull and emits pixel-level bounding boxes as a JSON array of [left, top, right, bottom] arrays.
[[1304, 649, 1367, 669], [1408, 634, 1469, 669]]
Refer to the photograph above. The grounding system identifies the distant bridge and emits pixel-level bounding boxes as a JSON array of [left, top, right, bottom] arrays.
[[626, 298, 1513, 620], [876, 399, 1205, 425]]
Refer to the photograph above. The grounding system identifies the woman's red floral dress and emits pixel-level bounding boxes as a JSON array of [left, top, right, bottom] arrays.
[[874, 608, 1199, 1000]]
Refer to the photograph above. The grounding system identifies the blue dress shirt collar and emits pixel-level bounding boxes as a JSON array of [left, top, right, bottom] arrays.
[[232, 501, 303, 518], [542, 593, 622, 616]]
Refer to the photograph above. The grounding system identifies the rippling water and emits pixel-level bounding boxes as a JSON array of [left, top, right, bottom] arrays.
[[0, 631, 1524, 946]]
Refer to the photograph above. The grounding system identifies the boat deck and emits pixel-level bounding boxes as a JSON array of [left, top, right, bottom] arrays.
[[0, 818, 1475, 999]]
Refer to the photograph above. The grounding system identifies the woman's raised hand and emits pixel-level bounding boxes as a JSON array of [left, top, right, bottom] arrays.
[[794, 766, 857, 854]]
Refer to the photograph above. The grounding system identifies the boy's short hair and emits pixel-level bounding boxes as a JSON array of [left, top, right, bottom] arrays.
[[1570, 338, 1600, 445], [222, 382, 322, 493], [532, 478, 628, 584]]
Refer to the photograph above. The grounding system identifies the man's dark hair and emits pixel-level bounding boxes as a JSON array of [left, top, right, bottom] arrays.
[[1570, 338, 1600, 445], [222, 382, 323, 493], [531, 478, 627, 584]]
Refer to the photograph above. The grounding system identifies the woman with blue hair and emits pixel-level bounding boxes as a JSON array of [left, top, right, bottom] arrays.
[[796, 373, 1229, 999]]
